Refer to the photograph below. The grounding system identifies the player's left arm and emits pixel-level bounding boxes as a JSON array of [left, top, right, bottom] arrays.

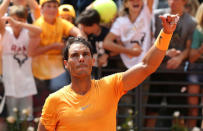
[[122, 14, 179, 91]]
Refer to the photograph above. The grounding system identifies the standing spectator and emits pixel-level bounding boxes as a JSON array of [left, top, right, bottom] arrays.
[[187, 3, 203, 128], [103, 0, 154, 126], [146, 0, 197, 129], [0, 5, 41, 121], [76, 9, 110, 79], [103, 0, 154, 69], [28, 0, 83, 95]]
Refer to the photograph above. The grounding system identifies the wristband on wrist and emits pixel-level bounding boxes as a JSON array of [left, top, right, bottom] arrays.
[[155, 29, 173, 51]]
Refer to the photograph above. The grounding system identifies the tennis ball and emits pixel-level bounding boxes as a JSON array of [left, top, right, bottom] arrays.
[[92, 0, 117, 23]]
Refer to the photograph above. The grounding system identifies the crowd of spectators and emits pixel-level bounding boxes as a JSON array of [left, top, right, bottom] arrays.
[[0, 0, 203, 130]]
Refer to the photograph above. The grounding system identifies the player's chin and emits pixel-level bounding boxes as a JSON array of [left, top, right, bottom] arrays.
[[77, 71, 91, 77]]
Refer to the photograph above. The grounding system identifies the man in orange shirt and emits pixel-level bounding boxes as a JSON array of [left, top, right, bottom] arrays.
[[28, 0, 83, 92], [37, 14, 179, 131]]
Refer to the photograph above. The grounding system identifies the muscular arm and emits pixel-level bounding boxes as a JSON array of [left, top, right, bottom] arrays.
[[122, 14, 178, 91], [123, 33, 169, 91], [37, 122, 47, 131]]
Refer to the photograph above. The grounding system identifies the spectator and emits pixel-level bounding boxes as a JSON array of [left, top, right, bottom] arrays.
[[103, 0, 154, 126], [0, 5, 41, 121], [146, 0, 197, 129], [28, 0, 83, 94], [103, 0, 154, 69], [0, 0, 40, 23], [184, 0, 200, 17], [59, 4, 76, 24], [187, 3, 203, 128], [76, 9, 110, 79]]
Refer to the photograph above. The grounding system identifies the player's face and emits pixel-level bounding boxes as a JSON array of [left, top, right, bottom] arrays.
[[41, 2, 59, 20], [65, 43, 94, 78]]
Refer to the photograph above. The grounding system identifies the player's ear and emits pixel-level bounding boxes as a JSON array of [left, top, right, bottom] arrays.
[[64, 60, 69, 69]]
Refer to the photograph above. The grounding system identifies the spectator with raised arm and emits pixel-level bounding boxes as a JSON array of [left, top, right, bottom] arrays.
[[103, 0, 154, 69], [0, 5, 41, 123]]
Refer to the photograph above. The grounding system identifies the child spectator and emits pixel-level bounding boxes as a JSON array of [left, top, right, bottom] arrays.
[[103, 0, 154, 69], [59, 4, 76, 24], [0, 5, 41, 120]]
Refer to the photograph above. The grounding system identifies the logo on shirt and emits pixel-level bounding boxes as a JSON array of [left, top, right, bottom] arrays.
[[13, 53, 28, 67], [11, 44, 28, 67], [81, 104, 91, 111]]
